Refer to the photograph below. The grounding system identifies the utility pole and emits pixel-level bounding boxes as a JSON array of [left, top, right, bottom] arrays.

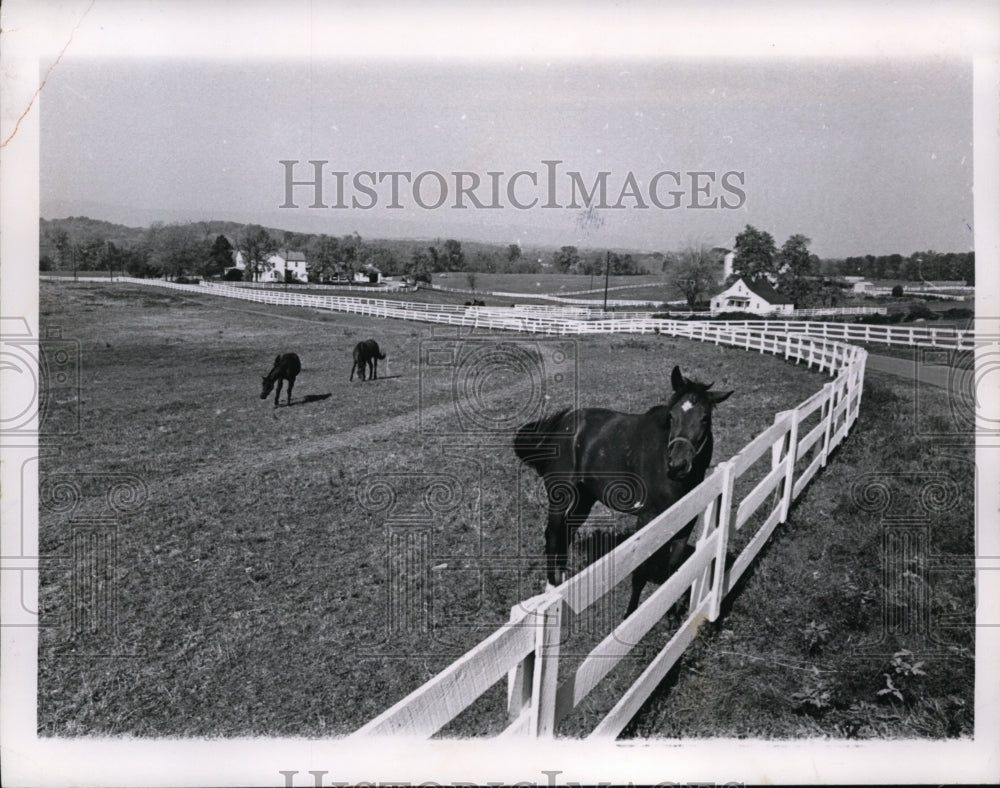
[[603, 250, 611, 312]]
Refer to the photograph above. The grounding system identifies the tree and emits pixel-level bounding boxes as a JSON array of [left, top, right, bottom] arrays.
[[732, 225, 777, 282], [443, 239, 465, 271], [307, 234, 341, 282], [406, 249, 433, 284], [466, 271, 477, 292], [553, 245, 580, 273], [145, 223, 206, 280], [776, 234, 818, 307], [426, 244, 445, 272], [49, 228, 72, 270], [234, 224, 277, 282], [506, 244, 522, 264], [609, 252, 640, 275], [671, 243, 719, 308], [205, 234, 234, 278], [360, 244, 394, 275]]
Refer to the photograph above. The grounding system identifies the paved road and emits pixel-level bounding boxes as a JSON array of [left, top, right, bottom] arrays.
[[865, 353, 958, 390]]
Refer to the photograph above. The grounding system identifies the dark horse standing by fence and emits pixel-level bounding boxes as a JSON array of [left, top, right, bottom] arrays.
[[350, 339, 386, 381], [514, 366, 732, 616], [260, 352, 301, 407]]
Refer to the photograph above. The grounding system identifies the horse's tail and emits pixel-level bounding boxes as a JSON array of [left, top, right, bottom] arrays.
[[513, 408, 570, 468]]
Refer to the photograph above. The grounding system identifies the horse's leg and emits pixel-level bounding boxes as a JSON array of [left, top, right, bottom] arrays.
[[543, 506, 568, 589], [625, 511, 656, 617], [372, 358, 378, 380], [543, 489, 593, 589], [623, 510, 696, 619], [274, 379, 283, 407], [287, 376, 294, 405], [665, 517, 698, 574], [626, 569, 646, 617]]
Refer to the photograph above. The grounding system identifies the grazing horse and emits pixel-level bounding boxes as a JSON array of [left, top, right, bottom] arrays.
[[514, 365, 732, 616], [260, 353, 301, 407], [350, 339, 386, 381]]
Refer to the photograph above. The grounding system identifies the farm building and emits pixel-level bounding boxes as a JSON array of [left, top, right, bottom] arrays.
[[852, 280, 874, 293], [354, 265, 381, 284], [229, 250, 308, 283], [710, 276, 795, 315]]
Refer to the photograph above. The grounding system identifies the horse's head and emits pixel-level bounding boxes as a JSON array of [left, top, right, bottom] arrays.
[[260, 376, 274, 399], [666, 365, 733, 480]]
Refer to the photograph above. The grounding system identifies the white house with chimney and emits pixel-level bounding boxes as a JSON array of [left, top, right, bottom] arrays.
[[229, 250, 308, 283], [710, 276, 795, 315]]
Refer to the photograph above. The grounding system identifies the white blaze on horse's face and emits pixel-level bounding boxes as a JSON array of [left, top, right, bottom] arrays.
[[667, 394, 709, 479]]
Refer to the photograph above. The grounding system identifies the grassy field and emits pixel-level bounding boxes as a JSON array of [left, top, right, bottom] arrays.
[[37, 281, 973, 738]]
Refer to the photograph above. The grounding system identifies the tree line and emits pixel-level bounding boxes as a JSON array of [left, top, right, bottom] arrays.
[[667, 224, 974, 309], [40, 217, 972, 294], [39, 218, 659, 282], [823, 251, 974, 284]]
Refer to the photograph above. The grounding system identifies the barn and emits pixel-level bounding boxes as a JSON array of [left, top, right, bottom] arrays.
[[710, 276, 795, 315]]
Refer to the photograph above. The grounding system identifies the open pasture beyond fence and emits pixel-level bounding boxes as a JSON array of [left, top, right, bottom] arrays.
[[36, 279, 978, 740]]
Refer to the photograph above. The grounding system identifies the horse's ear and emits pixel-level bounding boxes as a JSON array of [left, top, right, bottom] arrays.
[[670, 366, 685, 391], [708, 390, 734, 404]]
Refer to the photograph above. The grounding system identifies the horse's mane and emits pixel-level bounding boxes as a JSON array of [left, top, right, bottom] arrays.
[[513, 407, 574, 465]]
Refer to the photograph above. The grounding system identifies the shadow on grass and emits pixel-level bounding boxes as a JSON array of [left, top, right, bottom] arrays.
[[286, 393, 333, 407]]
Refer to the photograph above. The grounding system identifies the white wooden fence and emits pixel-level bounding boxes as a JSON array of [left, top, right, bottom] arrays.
[[50, 277, 976, 351]]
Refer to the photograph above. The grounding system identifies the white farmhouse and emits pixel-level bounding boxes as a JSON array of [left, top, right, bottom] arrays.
[[852, 280, 874, 294], [710, 277, 795, 315], [230, 250, 308, 283]]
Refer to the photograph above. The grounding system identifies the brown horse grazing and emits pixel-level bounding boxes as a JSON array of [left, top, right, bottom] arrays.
[[513, 365, 732, 617], [260, 353, 301, 407], [350, 339, 386, 381]]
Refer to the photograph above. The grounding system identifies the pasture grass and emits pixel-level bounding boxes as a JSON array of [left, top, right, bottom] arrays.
[[37, 281, 972, 739]]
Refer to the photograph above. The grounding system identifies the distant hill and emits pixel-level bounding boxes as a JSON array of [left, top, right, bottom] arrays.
[[40, 216, 250, 247]]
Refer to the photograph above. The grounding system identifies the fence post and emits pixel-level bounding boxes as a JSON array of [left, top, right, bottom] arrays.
[[689, 493, 718, 610], [529, 595, 563, 737], [820, 381, 835, 467], [781, 408, 800, 519], [507, 602, 535, 723], [709, 460, 734, 621]]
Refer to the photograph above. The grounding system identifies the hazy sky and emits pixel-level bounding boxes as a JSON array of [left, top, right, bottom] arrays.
[[41, 56, 972, 258]]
